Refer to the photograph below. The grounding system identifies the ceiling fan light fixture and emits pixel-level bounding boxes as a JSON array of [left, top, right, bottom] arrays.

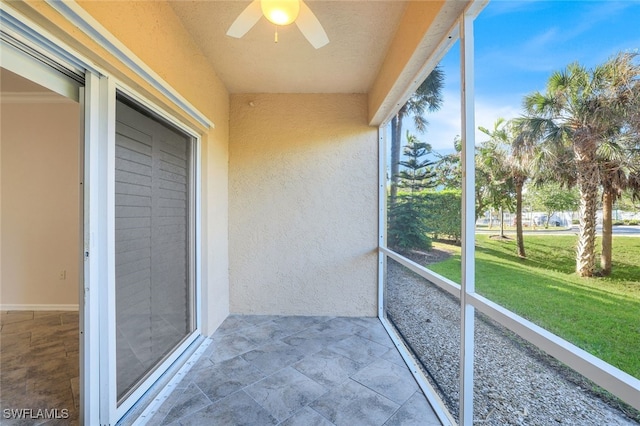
[[227, 0, 328, 49], [261, 0, 300, 26]]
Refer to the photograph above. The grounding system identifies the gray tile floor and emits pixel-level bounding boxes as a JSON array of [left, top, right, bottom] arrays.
[[148, 315, 440, 425], [0, 310, 79, 426]]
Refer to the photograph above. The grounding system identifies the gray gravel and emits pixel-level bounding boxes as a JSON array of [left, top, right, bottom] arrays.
[[386, 258, 639, 425]]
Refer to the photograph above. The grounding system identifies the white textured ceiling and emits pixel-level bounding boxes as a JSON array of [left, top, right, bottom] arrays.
[[169, 1, 407, 94]]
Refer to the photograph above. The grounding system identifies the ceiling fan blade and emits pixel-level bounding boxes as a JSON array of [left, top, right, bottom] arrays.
[[227, 0, 263, 38], [295, 1, 329, 49]]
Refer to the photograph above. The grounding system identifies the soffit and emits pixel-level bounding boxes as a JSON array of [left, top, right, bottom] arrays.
[[169, 0, 408, 94]]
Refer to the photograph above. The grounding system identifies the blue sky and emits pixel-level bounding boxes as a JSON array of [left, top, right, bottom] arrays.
[[419, 0, 640, 151]]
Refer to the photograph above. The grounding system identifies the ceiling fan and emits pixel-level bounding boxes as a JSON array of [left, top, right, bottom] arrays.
[[226, 0, 329, 49]]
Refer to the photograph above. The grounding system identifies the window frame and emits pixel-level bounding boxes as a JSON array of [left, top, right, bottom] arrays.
[[376, 1, 640, 424]]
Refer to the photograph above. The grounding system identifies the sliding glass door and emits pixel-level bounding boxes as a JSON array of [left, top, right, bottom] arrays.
[[114, 93, 196, 405]]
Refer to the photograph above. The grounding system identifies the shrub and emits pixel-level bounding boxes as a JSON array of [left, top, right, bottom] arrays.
[[423, 190, 462, 242]]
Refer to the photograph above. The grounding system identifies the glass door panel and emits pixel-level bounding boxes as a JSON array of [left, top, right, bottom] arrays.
[[114, 94, 194, 403]]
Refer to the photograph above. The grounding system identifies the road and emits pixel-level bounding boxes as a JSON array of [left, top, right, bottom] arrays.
[[476, 225, 640, 237]]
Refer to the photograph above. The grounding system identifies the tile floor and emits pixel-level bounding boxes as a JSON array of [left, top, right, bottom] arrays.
[[147, 315, 441, 425], [0, 310, 79, 425]]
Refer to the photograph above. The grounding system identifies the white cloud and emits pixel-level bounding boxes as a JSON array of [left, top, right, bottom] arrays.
[[474, 97, 522, 144], [524, 27, 560, 51]]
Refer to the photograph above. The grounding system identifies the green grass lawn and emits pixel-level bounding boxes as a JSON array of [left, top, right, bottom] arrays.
[[427, 234, 640, 380]]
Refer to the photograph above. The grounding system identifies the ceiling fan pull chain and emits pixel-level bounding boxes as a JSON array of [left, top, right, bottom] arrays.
[[275, 25, 279, 43]]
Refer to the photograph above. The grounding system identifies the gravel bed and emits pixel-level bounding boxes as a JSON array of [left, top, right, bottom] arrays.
[[386, 258, 639, 425]]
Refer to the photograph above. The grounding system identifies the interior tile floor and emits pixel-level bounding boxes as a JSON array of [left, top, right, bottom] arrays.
[[147, 315, 440, 425], [0, 310, 79, 425]]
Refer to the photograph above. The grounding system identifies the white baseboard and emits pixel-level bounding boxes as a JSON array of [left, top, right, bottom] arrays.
[[0, 304, 79, 311]]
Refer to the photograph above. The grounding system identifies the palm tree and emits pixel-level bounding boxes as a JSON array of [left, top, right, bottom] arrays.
[[390, 67, 444, 204], [596, 54, 640, 275], [479, 118, 531, 257], [598, 133, 640, 275], [475, 134, 514, 239], [520, 53, 639, 277]]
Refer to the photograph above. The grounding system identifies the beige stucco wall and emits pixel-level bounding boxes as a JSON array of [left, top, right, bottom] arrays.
[[6, 0, 230, 334], [1, 100, 80, 308], [229, 94, 378, 316]]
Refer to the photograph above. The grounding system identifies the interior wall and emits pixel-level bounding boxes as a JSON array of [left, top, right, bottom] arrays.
[[1, 99, 80, 308], [229, 93, 378, 316], [0, 97, 2, 303]]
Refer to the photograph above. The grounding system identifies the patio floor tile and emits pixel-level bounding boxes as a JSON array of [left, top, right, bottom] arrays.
[[154, 383, 211, 425], [351, 358, 419, 404], [145, 315, 439, 425], [279, 406, 334, 426], [293, 349, 364, 388], [327, 334, 389, 365], [245, 367, 327, 421], [385, 391, 442, 426], [177, 390, 278, 426], [241, 341, 306, 375], [194, 356, 265, 402], [308, 379, 399, 426]]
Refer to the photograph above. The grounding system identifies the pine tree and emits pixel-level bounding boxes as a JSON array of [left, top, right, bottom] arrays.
[[388, 132, 437, 252]]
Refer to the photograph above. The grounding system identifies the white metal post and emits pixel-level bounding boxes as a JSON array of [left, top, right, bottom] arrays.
[[81, 71, 105, 426], [378, 128, 387, 319], [459, 11, 476, 426], [194, 137, 203, 334], [98, 77, 117, 425], [83, 72, 114, 426]]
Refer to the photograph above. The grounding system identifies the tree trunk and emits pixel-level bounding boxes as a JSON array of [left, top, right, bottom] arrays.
[[601, 190, 613, 276], [575, 142, 599, 277], [475, 195, 485, 222], [515, 179, 526, 258], [390, 113, 404, 205], [500, 207, 505, 238]]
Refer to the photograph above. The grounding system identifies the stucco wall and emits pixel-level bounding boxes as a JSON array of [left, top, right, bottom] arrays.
[[1, 100, 80, 308], [229, 94, 378, 316]]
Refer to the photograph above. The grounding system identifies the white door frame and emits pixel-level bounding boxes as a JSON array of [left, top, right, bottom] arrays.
[[83, 72, 111, 426], [102, 84, 202, 424]]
